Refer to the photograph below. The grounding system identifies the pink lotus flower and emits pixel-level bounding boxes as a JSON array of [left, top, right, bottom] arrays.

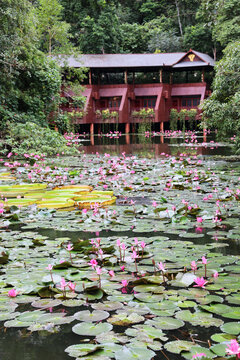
[[134, 237, 138, 245], [157, 262, 166, 272], [197, 217, 203, 223], [68, 282, 76, 292], [193, 277, 208, 288], [225, 339, 240, 357], [191, 261, 197, 272], [116, 239, 121, 247], [121, 243, 126, 250], [131, 250, 138, 259], [192, 353, 207, 359], [140, 241, 146, 249], [8, 289, 19, 298], [152, 201, 157, 207], [67, 243, 73, 251], [88, 259, 98, 268], [109, 270, 115, 277], [46, 264, 53, 271], [96, 266, 102, 275], [60, 278, 67, 290], [202, 256, 207, 264], [121, 279, 128, 287], [213, 271, 219, 278], [120, 265, 125, 271]]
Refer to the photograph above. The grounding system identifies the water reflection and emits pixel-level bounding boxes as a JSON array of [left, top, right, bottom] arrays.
[[82, 132, 232, 157]]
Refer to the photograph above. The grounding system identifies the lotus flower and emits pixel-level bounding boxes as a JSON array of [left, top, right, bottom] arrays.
[[192, 353, 207, 359], [121, 279, 128, 287], [193, 277, 208, 288], [225, 339, 240, 357], [8, 289, 19, 298]]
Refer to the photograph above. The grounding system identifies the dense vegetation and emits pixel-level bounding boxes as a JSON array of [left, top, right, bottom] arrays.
[[0, 0, 240, 150]]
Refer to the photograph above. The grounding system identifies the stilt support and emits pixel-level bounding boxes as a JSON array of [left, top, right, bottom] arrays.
[[160, 122, 164, 132], [125, 123, 130, 134], [90, 123, 94, 135]]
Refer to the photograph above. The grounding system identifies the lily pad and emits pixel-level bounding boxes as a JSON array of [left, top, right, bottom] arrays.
[[73, 310, 109, 322], [72, 322, 113, 336]]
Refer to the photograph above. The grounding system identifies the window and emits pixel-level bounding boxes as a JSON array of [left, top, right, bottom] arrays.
[[181, 96, 200, 108], [100, 97, 121, 109], [193, 98, 200, 106]]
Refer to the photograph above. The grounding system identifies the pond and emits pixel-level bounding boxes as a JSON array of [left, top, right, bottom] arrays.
[[0, 131, 239, 360]]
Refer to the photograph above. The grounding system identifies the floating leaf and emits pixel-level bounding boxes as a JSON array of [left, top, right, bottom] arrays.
[[114, 345, 155, 360], [72, 322, 113, 336], [74, 310, 109, 322]]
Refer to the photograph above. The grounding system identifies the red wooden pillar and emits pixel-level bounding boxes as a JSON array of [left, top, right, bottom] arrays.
[[160, 122, 164, 132], [90, 123, 94, 135], [125, 123, 130, 134]]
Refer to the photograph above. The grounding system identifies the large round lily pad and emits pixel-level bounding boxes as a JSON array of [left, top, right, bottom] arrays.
[[72, 322, 113, 336], [73, 310, 109, 322]]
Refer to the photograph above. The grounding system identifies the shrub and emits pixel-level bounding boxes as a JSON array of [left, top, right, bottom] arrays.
[[1, 122, 79, 157]]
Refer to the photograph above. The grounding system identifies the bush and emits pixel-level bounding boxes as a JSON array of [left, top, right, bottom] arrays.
[[169, 109, 178, 131], [201, 41, 240, 152], [1, 122, 79, 157]]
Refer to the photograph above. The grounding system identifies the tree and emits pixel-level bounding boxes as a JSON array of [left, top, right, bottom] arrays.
[[0, 0, 61, 132], [183, 24, 213, 55], [144, 16, 182, 53], [201, 41, 240, 152], [79, 3, 122, 53], [35, 0, 72, 55], [213, 0, 240, 47], [119, 23, 148, 53]]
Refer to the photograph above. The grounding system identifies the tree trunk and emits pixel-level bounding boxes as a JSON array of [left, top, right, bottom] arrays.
[[212, 46, 217, 61], [175, 0, 183, 37]]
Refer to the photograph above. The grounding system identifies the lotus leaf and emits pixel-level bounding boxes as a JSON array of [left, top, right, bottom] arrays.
[[175, 310, 224, 327], [220, 321, 240, 335], [114, 345, 155, 360], [73, 310, 109, 322], [164, 340, 195, 354], [107, 313, 145, 326], [146, 317, 184, 330], [72, 322, 113, 336], [65, 344, 103, 358]]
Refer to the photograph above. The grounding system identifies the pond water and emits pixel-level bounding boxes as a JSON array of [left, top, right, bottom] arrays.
[[81, 131, 233, 158], [0, 132, 239, 360]]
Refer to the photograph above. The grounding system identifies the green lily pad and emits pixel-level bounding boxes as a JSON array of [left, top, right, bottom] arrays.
[[107, 313, 144, 326], [65, 344, 103, 358], [210, 343, 228, 356], [114, 345, 155, 360], [175, 310, 224, 327], [211, 333, 235, 343], [146, 316, 184, 330], [72, 322, 113, 336], [73, 310, 109, 322], [164, 340, 195, 354], [91, 301, 123, 311], [220, 321, 240, 335]]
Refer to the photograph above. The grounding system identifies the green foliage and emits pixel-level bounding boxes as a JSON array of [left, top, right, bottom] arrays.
[[188, 109, 197, 130], [212, 0, 240, 47], [170, 109, 179, 131], [35, 0, 73, 54], [132, 108, 155, 118], [96, 109, 119, 120], [78, 3, 122, 53], [119, 23, 147, 53], [0, 0, 61, 134], [183, 24, 213, 55], [201, 41, 240, 152], [2, 122, 78, 156]]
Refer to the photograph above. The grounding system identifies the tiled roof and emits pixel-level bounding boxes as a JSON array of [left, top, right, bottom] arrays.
[[53, 51, 214, 69]]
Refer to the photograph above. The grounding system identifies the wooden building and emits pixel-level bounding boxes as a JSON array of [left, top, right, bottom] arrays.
[[55, 49, 214, 133]]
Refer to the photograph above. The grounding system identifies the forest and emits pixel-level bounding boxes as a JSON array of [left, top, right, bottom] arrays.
[[0, 0, 240, 149]]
